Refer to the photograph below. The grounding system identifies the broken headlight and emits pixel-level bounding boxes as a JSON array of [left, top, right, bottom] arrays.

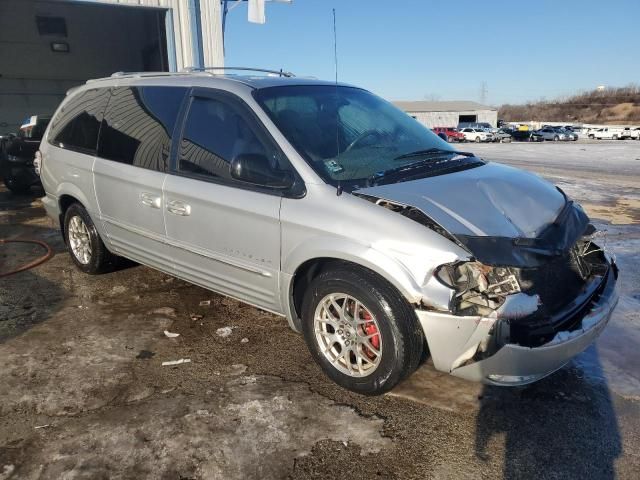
[[436, 261, 522, 316]]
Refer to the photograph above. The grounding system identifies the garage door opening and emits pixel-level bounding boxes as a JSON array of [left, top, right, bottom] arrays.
[[0, 0, 169, 134], [458, 114, 477, 124]]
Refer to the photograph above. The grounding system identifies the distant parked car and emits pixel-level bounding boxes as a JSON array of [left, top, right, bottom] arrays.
[[502, 129, 543, 142], [536, 127, 567, 141], [620, 127, 640, 140], [554, 127, 578, 141], [570, 126, 591, 139], [590, 127, 624, 140], [0, 115, 50, 194], [432, 127, 465, 142], [492, 128, 513, 143], [460, 127, 493, 143], [457, 121, 492, 130]]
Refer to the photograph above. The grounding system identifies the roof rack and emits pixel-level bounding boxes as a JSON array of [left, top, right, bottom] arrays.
[[109, 71, 193, 78], [86, 72, 192, 83], [181, 66, 295, 78], [87, 67, 295, 85]]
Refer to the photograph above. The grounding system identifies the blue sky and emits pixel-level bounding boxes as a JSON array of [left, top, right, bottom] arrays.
[[223, 0, 640, 105]]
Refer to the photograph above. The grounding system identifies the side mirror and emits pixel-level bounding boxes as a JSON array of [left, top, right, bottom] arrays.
[[230, 153, 294, 189]]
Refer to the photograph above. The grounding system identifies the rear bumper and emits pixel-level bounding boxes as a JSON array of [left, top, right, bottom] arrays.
[[416, 260, 618, 386]]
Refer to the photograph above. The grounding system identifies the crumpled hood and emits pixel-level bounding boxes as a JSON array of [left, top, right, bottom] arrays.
[[355, 162, 566, 238]]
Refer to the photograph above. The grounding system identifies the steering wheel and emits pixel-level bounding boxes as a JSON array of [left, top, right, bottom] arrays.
[[344, 129, 381, 153]]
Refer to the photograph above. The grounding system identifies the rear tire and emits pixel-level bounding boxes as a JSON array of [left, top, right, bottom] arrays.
[[4, 177, 31, 194], [475, 136, 481, 143], [301, 265, 424, 395], [63, 203, 115, 274]]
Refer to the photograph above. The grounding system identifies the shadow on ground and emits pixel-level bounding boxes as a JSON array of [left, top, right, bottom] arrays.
[[475, 347, 621, 478]]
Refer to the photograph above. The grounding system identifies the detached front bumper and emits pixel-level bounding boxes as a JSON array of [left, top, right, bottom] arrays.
[[415, 261, 618, 386]]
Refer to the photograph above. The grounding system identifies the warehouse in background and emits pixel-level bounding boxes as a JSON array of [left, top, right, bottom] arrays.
[[393, 100, 498, 129], [0, 0, 224, 135]]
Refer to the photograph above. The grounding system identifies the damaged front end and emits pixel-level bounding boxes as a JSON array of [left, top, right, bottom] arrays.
[[417, 235, 618, 385], [354, 165, 619, 385]]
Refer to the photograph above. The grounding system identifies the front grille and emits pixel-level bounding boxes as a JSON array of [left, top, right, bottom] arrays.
[[517, 245, 587, 317], [508, 242, 609, 346]]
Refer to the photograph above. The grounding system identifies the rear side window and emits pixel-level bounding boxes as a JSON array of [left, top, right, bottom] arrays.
[[178, 95, 269, 180], [49, 88, 109, 153], [98, 86, 186, 171]]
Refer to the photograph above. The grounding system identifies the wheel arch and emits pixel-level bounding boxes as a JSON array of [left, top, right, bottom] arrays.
[[58, 193, 83, 243], [283, 248, 424, 332], [56, 185, 101, 244]]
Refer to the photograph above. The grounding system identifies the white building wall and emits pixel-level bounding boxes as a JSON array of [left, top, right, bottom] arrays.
[[407, 110, 498, 129], [199, 0, 224, 68]]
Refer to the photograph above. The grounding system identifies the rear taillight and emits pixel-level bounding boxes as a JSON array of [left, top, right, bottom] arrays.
[[34, 150, 42, 176]]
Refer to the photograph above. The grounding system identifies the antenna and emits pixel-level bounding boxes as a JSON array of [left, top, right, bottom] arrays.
[[332, 8, 343, 196]]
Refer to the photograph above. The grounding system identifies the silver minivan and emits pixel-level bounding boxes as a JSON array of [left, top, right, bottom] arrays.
[[37, 70, 618, 394]]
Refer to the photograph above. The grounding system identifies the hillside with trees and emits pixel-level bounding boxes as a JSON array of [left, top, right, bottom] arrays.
[[499, 86, 640, 124]]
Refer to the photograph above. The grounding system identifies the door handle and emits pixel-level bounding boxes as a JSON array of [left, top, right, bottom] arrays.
[[167, 200, 191, 216], [140, 192, 161, 209]]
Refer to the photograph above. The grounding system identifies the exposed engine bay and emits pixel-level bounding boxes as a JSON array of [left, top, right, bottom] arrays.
[[434, 238, 613, 349], [356, 192, 616, 353]]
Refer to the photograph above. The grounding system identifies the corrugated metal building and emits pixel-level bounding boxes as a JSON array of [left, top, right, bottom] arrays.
[[393, 101, 498, 129], [0, 0, 223, 134]]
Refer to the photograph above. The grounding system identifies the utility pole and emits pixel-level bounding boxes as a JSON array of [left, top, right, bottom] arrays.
[[480, 80, 488, 104]]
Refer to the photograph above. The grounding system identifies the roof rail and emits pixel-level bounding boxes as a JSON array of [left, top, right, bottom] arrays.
[[109, 71, 192, 78], [86, 71, 192, 83], [181, 66, 295, 78]]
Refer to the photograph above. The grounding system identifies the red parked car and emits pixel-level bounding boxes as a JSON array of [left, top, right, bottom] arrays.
[[432, 127, 465, 142]]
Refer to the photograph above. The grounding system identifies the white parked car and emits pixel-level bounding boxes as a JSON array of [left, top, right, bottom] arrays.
[[460, 128, 493, 143], [620, 128, 640, 140], [591, 128, 624, 140]]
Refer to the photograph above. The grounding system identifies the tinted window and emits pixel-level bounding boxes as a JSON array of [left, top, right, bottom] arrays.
[[49, 89, 109, 153], [98, 86, 186, 171], [178, 95, 272, 180]]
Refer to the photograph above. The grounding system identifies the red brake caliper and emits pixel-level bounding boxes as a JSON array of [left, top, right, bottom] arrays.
[[362, 310, 380, 360]]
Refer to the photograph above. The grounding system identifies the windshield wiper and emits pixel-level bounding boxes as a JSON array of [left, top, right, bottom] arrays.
[[393, 148, 474, 161], [368, 154, 481, 186]]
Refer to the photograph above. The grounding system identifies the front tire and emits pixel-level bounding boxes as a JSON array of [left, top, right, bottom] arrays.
[[64, 203, 115, 274], [4, 177, 30, 194], [301, 265, 424, 395], [475, 136, 481, 143]]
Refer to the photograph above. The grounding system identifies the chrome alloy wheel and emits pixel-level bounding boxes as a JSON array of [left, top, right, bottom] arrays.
[[68, 215, 92, 264], [314, 293, 383, 377]]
